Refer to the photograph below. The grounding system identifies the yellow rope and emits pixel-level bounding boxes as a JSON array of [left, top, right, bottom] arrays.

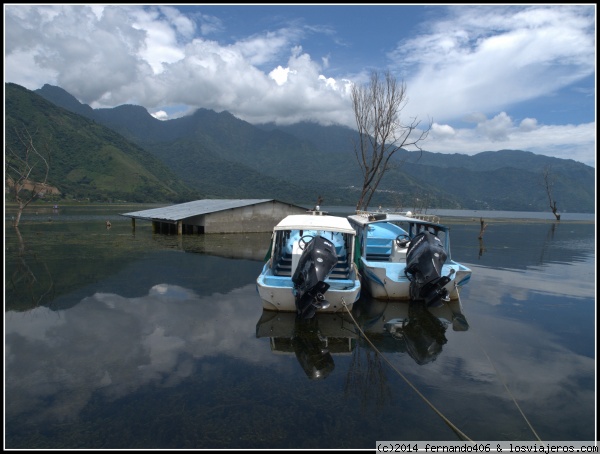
[[453, 284, 544, 444], [342, 298, 474, 442], [477, 342, 544, 444], [344, 284, 544, 443]]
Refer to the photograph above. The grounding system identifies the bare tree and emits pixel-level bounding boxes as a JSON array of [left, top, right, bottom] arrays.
[[5, 127, 51, 227], [542, 165, 561, 221], [352, 70, 432, 211]]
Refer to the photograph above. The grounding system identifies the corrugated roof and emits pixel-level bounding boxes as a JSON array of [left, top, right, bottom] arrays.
[[121, 199, 276, 222]]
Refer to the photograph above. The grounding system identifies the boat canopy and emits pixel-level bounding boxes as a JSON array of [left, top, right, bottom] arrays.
[[348, 213, 448, 231], [274, 214, 356, 235]]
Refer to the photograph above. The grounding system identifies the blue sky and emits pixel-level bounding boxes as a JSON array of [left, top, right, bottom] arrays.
[[4, 4, 596, 166]]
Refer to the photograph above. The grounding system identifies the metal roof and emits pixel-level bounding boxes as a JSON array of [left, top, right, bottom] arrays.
[[121, 199, 280, 222], [274, 214, 356, 235]]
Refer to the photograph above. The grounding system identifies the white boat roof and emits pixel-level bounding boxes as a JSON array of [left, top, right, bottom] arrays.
[[274, 214, 356, 234], [348, 213, 445, 229]]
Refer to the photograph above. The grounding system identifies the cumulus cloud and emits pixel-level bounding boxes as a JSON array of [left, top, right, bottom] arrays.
[[3, 4, 595, 165], [151, 110, 168, 120], [476, 112, 514, 142], [431, 123, 456, 139], [269, 65, 294, 85], [519, 117, 538, 131]]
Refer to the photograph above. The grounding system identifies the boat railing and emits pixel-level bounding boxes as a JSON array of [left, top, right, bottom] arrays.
[[355, 210, 440, 224]]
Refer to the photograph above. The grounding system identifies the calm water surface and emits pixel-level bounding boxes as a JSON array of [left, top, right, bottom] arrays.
[[4, 205, 596, 448]]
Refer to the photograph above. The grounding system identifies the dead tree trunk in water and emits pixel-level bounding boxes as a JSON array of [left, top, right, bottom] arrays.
[[478, 218, 487, 240], [542, 166, 561, 221]]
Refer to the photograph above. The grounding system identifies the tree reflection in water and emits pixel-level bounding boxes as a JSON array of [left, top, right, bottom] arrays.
[[7, 226, 55, 310], [343, 297, 470, 409], [344, 342, 391, 412]]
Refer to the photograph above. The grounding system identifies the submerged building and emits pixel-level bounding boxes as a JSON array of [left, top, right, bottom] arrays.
[[121, 199, 308, 234]]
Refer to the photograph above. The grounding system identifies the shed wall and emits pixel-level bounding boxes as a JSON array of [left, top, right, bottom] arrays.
[[203, 201, 306, 233]]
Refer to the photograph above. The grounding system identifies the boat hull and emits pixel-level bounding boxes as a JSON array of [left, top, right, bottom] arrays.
[[359, 257, 471, 301], [257, 262, 361, 314]]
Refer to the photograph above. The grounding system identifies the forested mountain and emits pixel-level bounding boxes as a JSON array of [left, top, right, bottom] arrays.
[[6, 82, 594, 212], [5, 83, 196, 203]]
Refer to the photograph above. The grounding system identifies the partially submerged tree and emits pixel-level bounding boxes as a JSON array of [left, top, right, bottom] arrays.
[[5, 127, 51, 227], [352, 70, 432, 211], [478, 217, 488, 240], [542, 165, 561, 221]]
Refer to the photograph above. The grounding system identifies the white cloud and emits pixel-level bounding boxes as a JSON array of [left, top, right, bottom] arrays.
[[269, 65, 293, 85], [431, 123, 456, 139], [426, 119, 595, 166], [476, 112, 514, 142], [392, 6, 595, 122], [3, 4, 595, 165], [151, 110, 168, 120], [519, 117, 538, 132]]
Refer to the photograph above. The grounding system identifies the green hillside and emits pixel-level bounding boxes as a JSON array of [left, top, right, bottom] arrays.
[[6, 83, 197, 203], [13, 82, 595, 212]]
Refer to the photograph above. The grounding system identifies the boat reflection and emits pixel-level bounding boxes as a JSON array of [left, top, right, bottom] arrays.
[[354, 297, 469, 365], [255, 310, 358, 379]]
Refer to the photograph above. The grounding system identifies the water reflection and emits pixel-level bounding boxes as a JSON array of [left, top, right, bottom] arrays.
[[255, 296, 471, 377], [255, 311, 358, 379], [6, 226, 56, 310], [354, 298, 469, 365], [151, 231, 271, 261], [4, 209, 596, 447], [451, 221, 594, 270], [385, 301, 468, 365], [5, 281, 266, 427]]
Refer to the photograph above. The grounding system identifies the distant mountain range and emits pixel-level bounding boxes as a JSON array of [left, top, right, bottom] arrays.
[[5, 82, 595, 212]]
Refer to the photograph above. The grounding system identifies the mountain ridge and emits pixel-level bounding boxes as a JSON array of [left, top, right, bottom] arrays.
[[5, 82, 593, 212]]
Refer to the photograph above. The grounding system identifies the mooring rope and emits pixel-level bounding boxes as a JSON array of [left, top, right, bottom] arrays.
[[341, 298, 474, 442], [477, 340, 544, 444], [452, 285, 544, 444], [343, 285, 544, 444]]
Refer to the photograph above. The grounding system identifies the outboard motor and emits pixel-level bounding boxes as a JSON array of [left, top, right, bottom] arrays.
[[405, 231, 453, 307], [292, 235, 338, 319]]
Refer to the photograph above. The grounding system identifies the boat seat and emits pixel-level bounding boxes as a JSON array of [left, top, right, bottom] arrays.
[[275, 253, 351, 279], [274, 253, 293, 276], [329, 255, 351, 279], [365, 239, 392, 261], [365, 253, 391, 261]]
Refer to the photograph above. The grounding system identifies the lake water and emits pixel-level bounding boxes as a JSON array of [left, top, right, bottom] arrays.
[[4, 205, 596, 449]]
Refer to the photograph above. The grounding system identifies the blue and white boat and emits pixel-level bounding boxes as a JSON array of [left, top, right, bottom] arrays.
[[257, 211, 361, 319], [347, 211, 471, 307]]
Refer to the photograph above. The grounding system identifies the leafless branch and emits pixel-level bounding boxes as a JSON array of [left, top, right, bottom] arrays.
[[352, 70, 431, 210]]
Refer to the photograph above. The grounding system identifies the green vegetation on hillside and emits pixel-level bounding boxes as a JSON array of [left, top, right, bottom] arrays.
[[6, 83, 198, 203], [5, 82, 593, 212]]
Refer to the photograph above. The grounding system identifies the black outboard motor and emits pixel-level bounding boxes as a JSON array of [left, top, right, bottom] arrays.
[[405, 231, 452, 307], [292, 235, 338, 319]]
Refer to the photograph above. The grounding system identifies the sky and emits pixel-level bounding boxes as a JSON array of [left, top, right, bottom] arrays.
[[3, 4, 596, 167]]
